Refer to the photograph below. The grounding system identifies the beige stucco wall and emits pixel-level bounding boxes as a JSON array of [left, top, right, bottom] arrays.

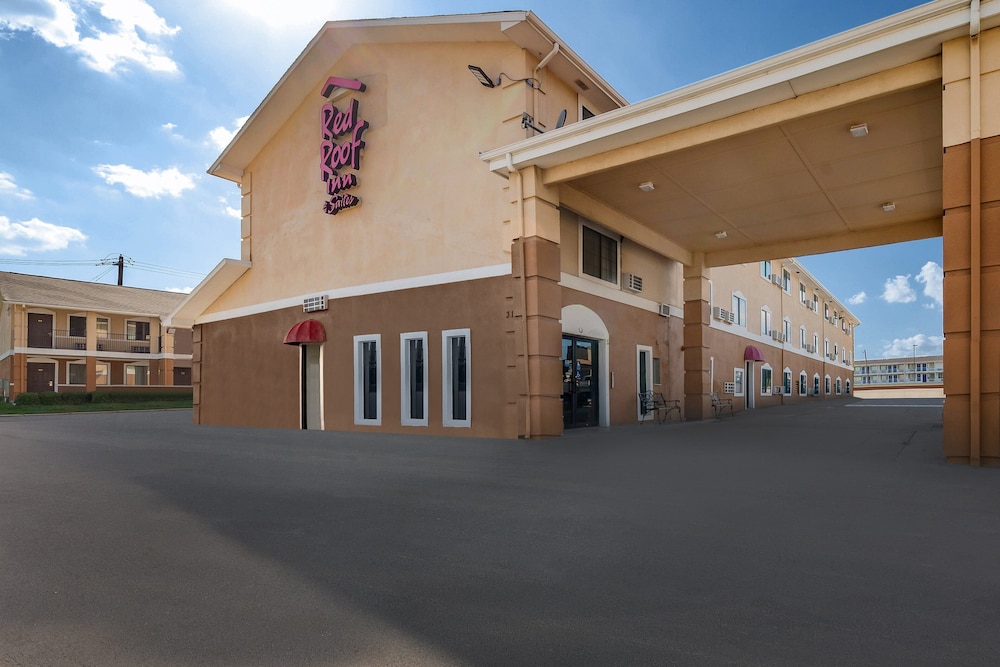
[[942, 27, 1000, 148], [707, 259, 857, 399], [558, 208, 683, 309], [0, 302, 12, 355], [205, 40, 563, 316]]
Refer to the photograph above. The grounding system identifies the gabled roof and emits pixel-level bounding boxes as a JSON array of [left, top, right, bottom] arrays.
[[208, 11, 627, 183], [0, 271, 186, 318]]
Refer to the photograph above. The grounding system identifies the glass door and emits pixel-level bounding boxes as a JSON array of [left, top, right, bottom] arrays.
[[562, 335, 599, 428]]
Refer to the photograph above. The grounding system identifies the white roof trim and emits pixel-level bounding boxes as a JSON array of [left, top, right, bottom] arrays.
[[482, 0, 997, 173], [165, 258, 251, 328]]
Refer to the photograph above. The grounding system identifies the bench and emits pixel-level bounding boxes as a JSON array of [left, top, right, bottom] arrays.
[[638, 391, 681, 424], [711, 392, 734, 418]]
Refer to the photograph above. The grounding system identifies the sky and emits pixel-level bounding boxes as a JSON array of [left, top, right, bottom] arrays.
[[0, 0, 941, 360]]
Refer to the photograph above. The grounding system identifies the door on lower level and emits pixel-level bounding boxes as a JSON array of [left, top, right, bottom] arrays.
[[301, 344, 323, 430], [562, 335, 599, 428], [26, 362, 55, 393]]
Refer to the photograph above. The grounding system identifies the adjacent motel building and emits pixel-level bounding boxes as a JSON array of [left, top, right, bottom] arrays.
[[171, 2, 1000, 465], [0, 272, 193, 399]]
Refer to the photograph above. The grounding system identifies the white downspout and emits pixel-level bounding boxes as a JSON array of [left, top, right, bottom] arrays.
[[531, 42, 560, 129]]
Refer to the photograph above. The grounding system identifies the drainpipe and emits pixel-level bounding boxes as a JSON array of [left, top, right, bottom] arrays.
[[507, 153, 531, 438], [531, 42, 560, 130]]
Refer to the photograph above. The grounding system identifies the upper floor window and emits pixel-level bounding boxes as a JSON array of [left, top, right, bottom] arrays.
[[732, 293, 747, 327], [760, 307, 771, 336], [69, 315, 86, 337], [582, 225, 618, 285], [783, 319, 792, 343], [781, 269, 791, 292], [760, 260, 771, 279], [96, 317, 109, 339]]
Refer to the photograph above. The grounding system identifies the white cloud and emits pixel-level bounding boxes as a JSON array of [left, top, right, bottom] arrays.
[[847, 291, 867, 305], [218, 197, 241, 219], [915, 260, 943, 305], [161, 122, 176, 131], [881, 274, 916, 303], [0, 215, 87, 255], [93, 163, 195, 198], [166, 286, 193, 294], [208, 115, 249, 150], [0, 172, 34, 200], [881, 333, 944, 358], [0, 0, 180, 74]]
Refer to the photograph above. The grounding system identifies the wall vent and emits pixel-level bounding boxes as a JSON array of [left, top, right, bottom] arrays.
[[303, 295, 328, 313]]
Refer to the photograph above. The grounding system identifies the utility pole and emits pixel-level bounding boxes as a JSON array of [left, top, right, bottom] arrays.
[[117, 254, 124, 286]]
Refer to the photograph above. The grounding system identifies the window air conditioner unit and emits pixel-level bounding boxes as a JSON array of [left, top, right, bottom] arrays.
[[625, 273, 643, 292], [713, 306, 731, 322], [771, 330, 784, 342], [806, 344, 816, 353], [657, 303, 670, 317], [772, 386, 784, 395], [771, 274, 783, 286], [303, 295, 328, 313]]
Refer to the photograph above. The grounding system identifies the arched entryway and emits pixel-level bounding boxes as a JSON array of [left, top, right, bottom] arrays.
[[561, 305, 610, 428]]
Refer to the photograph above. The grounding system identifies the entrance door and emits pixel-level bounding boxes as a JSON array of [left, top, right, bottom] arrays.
[[26, 362, 55, 393], [562, 335, 599, 428], [745, 360, 755, 409], [27, 313, 53, 349], [301, 344, 323, 430]]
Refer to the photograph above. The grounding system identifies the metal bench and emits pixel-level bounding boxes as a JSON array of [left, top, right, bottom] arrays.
[[711, 392, 734, 418], [638, 391, 681, 424]]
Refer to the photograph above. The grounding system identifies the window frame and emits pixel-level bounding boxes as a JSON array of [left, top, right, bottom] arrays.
[[400, 332, 428, 427], [67, 360, 87, 385], [354, 334, 382, 426], [580, 221, 620, 286], [442, 329, 471, 428], [799, 371, 808, 396], [125, 362, 149, 386], [731, 292, 747, 327], [760, 364, 773, 396]]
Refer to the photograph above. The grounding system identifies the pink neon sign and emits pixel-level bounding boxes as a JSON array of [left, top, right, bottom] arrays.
[[320, 77, 368, 215]]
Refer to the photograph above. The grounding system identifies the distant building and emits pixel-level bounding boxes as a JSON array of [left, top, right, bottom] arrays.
[[855, 355, 944, 388], [0, 271, 193, 400]]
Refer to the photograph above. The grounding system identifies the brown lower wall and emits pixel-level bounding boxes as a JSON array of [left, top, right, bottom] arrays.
[[560, 288, 683, 425], [196, 276, 512, 437], [704, 326, 854, 412]]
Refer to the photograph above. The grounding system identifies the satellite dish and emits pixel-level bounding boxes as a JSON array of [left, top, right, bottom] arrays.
[[556, 109, 567, 129]]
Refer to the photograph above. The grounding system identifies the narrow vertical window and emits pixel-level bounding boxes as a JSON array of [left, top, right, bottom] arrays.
[[354, 334, 381, 425], [400, 332, 428, 427], [443, 329, 471, 427]]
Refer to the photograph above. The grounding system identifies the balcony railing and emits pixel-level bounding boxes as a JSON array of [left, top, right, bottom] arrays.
[[52, 330, 151, 353]]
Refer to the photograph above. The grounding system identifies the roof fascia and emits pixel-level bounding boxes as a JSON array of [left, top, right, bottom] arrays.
[[482, 0, 992, 173], [165, 258, 252, 328]]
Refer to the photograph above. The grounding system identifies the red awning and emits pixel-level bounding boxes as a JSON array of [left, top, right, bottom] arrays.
[[744, 345, 765, 362], [283, 319, 327, 345]]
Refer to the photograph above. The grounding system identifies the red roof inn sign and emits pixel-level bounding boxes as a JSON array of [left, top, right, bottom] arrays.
[[320, 77, 369, 215]]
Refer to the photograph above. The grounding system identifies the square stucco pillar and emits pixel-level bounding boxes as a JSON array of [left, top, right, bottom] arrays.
[[941, 30, 1000, 465], [683, 256, 713, 420], [510, 166, 562, 438]]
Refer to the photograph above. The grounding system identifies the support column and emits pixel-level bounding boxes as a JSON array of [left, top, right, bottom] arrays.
[[683, 255, 713, 420], [508, 166, 562, 438], [941, 26, 1000, 465], [85, 312, 97, 392]]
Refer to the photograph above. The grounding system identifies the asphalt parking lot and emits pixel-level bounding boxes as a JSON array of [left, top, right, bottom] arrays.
[[2, 398, 998, 666]]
